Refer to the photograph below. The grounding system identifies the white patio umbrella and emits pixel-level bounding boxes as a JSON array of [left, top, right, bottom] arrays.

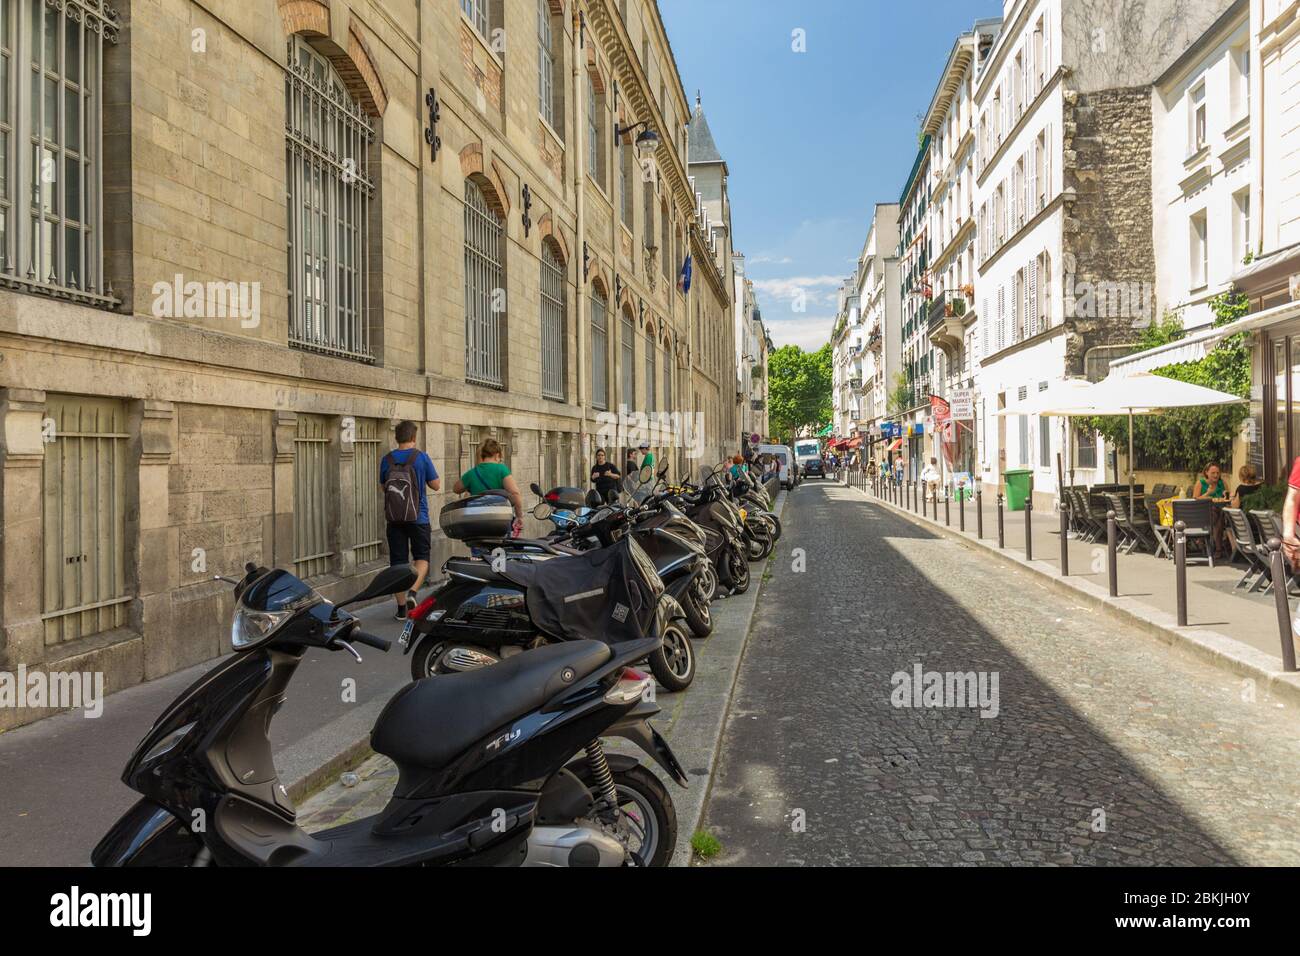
[[992, 378, 1098, 491], [1077, 372, 1246, 505]]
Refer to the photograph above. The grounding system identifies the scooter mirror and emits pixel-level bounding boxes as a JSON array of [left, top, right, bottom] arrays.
[[338, 565, 416, 610], [639, 465, 654, 484], [530, 482, 543, 497], [532, 501, 553, 520], [585, 489, 604, 508], [658, 464, 669, 478]]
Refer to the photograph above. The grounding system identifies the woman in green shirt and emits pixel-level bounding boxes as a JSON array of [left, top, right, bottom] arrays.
[[453, 438, 525, 536]]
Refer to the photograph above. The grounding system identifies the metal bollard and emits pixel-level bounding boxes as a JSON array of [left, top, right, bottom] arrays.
[[913, 480, 919, 513], [921, 483, 927, 518], [1059, 499, 1069, 576], [976, 488, 984, 539], [1024, 493, 1033, 562], [1266, 539, 1299, 673], [959, 488, 966, 532], [1106, 510, 1118, 597], [996, 493, 1005, 549], [944, 490, 950, 526], [1174, 520, 1188, 626]]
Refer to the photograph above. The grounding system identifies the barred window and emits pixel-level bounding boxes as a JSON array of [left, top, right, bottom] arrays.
[[0, 0, 119, 303], [663, 343, 673, 412], [620, 304, 635, 408], [540, 238, 565, 400], [464, 178, 506, 388], [591, 287, 608, 410], [620, 143, 633, 227], [286, 38, 375, 362], [42, 394, 128, 646], [645, 328, 656, 412], [294, 414, 334, 579]]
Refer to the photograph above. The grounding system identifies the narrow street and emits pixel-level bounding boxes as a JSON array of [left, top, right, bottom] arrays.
[[700, 480, 1300, 866]]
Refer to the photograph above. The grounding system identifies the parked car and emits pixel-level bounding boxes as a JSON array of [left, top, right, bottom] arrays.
[[802, 456, 825, 479], [755, 443, 796, 490]]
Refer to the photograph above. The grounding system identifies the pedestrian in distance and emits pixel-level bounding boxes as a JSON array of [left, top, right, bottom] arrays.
[[590, 447, 621, 504], [379, 420, 441, 620], [921, 457, 941, 500], [453, 437, 526, 538]]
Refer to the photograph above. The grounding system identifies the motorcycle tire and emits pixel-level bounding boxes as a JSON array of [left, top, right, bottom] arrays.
[[571, 763, 677, 867], [649, 620, 695, 692], [746, 525, 774, 562], [728, 547, 751, 594], [682, 581, 713, 638]]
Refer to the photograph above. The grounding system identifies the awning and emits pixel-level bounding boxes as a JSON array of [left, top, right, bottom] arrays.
[[886, 438, 903, 451], [816, 423, 833, 437], [1108, 297, 1300, 377], [846, 437, 863, 449]]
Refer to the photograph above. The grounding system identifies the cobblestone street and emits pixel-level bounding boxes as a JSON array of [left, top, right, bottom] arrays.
[[700, 481, 1300, 865]]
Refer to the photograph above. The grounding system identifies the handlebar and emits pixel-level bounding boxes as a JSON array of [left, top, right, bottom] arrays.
[[351, 630, 391, 652]]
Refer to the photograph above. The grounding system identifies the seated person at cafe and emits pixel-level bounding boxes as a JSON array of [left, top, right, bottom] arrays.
[[1231, 464, 1264, 510], [1192, 462, 1226, 500]]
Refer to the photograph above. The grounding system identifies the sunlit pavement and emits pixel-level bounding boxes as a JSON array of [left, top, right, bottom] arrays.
[[698, 481, 1300, 866]]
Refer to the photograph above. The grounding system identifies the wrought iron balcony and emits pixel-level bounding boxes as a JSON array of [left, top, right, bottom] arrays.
[[927, 289, 969, 330]]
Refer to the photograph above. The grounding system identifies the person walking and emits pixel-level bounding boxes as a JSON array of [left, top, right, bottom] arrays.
[[590, 448, 621, 503], [379, 420, 441, 620], [639, 440, 655, 472], [921, 457, 940, 500], [453, 437, 525, 538]]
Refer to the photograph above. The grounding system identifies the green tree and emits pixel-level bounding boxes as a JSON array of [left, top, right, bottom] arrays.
[[768, 342, 833, 443], [1079, 291, 1251, 472]]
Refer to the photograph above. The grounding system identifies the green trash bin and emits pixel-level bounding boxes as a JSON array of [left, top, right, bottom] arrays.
[[1004, 468, 1032, 512]]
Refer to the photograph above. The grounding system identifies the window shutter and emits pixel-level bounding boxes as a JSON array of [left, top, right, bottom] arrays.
[[1043, 17, 1051, 83], [997, 285, 1005, 350], [1029, 140, 1038, 214], [1044, 123, 1052, 205], [1022, 267, 1031, 339], [1029, 257, 1039, 335]]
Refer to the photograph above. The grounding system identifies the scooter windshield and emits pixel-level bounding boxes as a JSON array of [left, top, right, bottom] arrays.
[[241, 568, 320, 614]]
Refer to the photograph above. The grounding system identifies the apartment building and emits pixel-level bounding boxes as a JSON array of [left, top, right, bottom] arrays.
[[0, 0, 735, 729], [972, 0, 1228, 503], [922, 19, 1001, 479], [732, 256, 768, 446], [857, 204, 901, 445], [896, 136, 932, 478]]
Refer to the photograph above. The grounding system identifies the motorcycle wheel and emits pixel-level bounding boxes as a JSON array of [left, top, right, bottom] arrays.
[[682, 577, 713, 638], [572, 764, 677, 867], [649, 620, 695, 692], [764, 512, 782, 541], [746, 525, 774, 561], [728, 547, 751, 594], [409, 639, 446, 681]]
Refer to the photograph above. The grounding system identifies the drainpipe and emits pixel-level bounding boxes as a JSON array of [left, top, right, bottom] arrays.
[[574, 6, 587, 470]]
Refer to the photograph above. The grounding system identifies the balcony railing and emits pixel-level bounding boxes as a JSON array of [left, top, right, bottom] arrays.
[[927, 289, 969, 330]]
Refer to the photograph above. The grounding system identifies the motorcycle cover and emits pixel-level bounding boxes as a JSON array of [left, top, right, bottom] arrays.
[[502, 536, 664, 645]]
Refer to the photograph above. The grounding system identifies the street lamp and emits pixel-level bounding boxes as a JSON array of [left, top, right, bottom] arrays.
[[615, 120, 659, 161]]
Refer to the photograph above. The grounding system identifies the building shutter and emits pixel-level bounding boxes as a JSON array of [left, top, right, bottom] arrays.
[[1029, 257, 1039, 335]]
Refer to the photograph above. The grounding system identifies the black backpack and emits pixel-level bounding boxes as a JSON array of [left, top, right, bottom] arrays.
[[383, 451, 421, 523]]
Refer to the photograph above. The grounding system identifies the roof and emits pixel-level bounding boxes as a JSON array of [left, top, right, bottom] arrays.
[[687, 93, 726, 167]]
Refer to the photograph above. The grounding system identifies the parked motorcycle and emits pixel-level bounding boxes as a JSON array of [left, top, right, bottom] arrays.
[[92, 562, 686, 867], [405, 492, 697, 692]]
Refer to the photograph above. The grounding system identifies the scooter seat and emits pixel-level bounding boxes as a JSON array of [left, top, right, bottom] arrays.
[[371, 641, 612, 772]]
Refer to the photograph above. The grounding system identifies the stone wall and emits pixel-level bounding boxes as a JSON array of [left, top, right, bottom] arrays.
[[1060, 85, 1156, 377]]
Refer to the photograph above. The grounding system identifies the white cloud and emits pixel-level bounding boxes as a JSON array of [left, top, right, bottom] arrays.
[[748, 254, 793, 265], [751, 274, 845, 313], [764, 315, 834, 353]]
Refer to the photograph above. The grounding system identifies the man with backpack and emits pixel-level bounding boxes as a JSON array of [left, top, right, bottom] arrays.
[[379, 420, 441, 619]]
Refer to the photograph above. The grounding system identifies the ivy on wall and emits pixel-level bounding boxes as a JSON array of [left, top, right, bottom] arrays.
[[1079, 291, 1251, 474]]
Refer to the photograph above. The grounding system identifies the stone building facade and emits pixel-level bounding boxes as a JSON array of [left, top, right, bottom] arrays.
[[0, 0, 735, 729]]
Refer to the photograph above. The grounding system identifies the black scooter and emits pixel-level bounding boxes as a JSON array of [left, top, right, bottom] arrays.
[[92, 558, 687, 867], [406, 493, 697, 692]]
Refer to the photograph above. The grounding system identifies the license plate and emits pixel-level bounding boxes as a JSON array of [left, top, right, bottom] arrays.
[[398, 619, 414, 648]]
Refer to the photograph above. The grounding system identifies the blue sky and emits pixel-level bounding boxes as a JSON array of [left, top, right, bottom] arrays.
[[660, 0, 1003, 352]]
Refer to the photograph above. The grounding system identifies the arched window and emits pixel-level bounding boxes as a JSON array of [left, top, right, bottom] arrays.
[[464, 178, 506, 387], [661, 201, 671, 281], [645, 326, 656, 412], [591, 286, 608, 410], [540, 239, 565, 400], [620, 303, 635, 409], [586, 72, 605, 190], [287, 38, 376, 361]]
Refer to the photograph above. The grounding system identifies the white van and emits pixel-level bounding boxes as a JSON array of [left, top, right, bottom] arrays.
[[793, 439, 822, 479], [755, 444, 796, 490]]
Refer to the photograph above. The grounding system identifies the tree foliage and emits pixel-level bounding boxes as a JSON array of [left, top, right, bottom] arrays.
[[768, 343, 833, 444], [1079, 291, 1250, 473]]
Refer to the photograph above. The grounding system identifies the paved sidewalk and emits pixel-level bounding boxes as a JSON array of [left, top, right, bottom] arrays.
[[299, 491, 786, 866], [848, 476, 1300, 701]]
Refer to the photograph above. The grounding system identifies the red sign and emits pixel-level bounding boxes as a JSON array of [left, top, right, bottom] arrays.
[[930, 395, 951, 424]]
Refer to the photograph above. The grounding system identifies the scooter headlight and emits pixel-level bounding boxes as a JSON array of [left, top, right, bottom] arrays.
[[231, 605, 294, 650]]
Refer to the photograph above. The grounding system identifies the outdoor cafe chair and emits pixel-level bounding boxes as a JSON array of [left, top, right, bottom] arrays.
[[1223, 508, 1271, 592], [1102, 492, 1153, 554], [1145, 498, 1173, 559], [1248, 510, 1299, 595], [1076, 489, 1110, 543], [1171, 498, 1215, 567]]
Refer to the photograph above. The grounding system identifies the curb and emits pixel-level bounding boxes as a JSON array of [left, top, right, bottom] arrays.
[[847, 480, 1300, 708], [669, 486, 788, 866]]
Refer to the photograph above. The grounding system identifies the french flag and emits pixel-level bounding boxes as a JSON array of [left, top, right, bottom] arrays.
[[677, 253, 692, 293]]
